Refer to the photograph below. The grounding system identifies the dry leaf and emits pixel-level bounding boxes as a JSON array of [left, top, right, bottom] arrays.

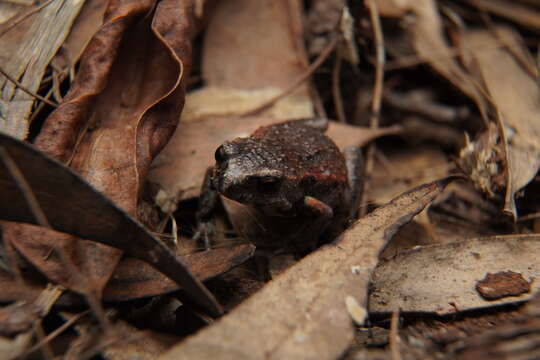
[[369, 234, 540, 314], [0, 284, 62, 336], [466, 0, 540, 32], [102, 321, 178, 360], [0, 0, 84, 138], [1, 0, 226, 315], [446, 292, 540, 359], [149, 0, 318, 208], [51, 0, 108, 74], [376, 0, 486, 112], [368, 146, 451, 204], [0, 243, 254, 304], [0, 332, 32, 360], [460, 27, 540, 217], [159, 177, 457, 360], [0, 131, 220, 316]]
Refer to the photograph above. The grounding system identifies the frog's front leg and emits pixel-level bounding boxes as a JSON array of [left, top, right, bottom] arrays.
[[194, 167, 219, 249], [290, 196, 334, 256]]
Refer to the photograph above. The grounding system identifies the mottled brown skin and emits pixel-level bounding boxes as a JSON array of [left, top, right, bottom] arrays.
[[197, 119, 361, 255]]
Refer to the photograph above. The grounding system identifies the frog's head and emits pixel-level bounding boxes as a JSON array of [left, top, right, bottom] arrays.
[[212, 137, 298, 216]]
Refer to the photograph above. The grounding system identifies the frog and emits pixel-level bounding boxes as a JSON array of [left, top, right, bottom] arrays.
[[195, 118, 363, 257]]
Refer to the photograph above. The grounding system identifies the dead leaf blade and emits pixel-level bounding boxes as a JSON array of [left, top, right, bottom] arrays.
[[160, 177, 458, 360], [0, 132, 222, 316], [369, 234, 540, 314]]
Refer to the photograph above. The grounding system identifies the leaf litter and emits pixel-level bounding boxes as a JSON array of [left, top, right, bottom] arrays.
[[1, 0, 540, 358]]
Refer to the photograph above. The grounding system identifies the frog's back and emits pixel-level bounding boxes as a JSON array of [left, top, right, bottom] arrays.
[[251, 121, 348, 185]]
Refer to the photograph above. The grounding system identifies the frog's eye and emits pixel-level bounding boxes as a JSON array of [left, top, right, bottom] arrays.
[[257, 176, 282, 194], [215, 145, 227, 163]]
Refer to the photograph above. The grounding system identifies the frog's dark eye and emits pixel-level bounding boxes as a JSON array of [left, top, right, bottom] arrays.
[[215, 145, 227, 163], [257, 176, 281, 194]]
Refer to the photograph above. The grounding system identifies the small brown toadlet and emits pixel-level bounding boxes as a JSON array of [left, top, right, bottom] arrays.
[[196, 118, 363, 257]]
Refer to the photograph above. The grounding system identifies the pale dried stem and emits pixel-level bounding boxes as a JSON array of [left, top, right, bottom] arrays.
[[0, 64, 58, 107], [332, 45, 346, 123], [390, 310, 402, 360], [17, 311, 89, 359], [360, 0, 385, 217], [240, 35, 338, 117]]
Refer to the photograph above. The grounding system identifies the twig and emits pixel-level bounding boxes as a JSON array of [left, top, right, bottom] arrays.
[[29, 86, 55, 124], [383, 89, 470, 122], [360, 0, 385, 217], [517, 211, 540, 221], [17, 311, 89, 359], [240, 35, 339, 117], [390, 309, 402, 360], [0, 147, 51, 227], [0, 65, 58, 108], [332, 44, 346, 123]]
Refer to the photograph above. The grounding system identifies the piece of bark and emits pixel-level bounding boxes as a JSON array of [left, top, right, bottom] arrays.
[[476, 270, 531, 300], [369, 235, 540, 314], [159, 177, 457, 360]]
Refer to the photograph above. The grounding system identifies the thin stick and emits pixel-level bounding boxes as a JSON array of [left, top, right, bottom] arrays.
[[389, 310, 402, 360], [0, 65, 58, 108], [332, 45, 346, 123], [0, 147, 51, 227], [17, 311, 89, 359], [240, 36, 338, 117], [34, 320, 55, 360], [0, 147, 110, 329], [360, 0, 385, 217]]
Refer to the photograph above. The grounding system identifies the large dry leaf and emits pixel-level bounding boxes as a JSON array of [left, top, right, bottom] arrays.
[[0, 243, 254, 304], [2, 0, 222, 313], [376, 0, 485, 113], [51, 0, 108, 74], [0, 131, 220, 316], [0, 0, 84, 138], [369, 234, 540, 315], [160, 177, 457, 360], [460, 27, 540, 216], [149, 115, 400, 205]]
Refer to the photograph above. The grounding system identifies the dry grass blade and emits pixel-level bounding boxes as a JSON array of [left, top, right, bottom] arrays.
[[160, 177, 458, 360]]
